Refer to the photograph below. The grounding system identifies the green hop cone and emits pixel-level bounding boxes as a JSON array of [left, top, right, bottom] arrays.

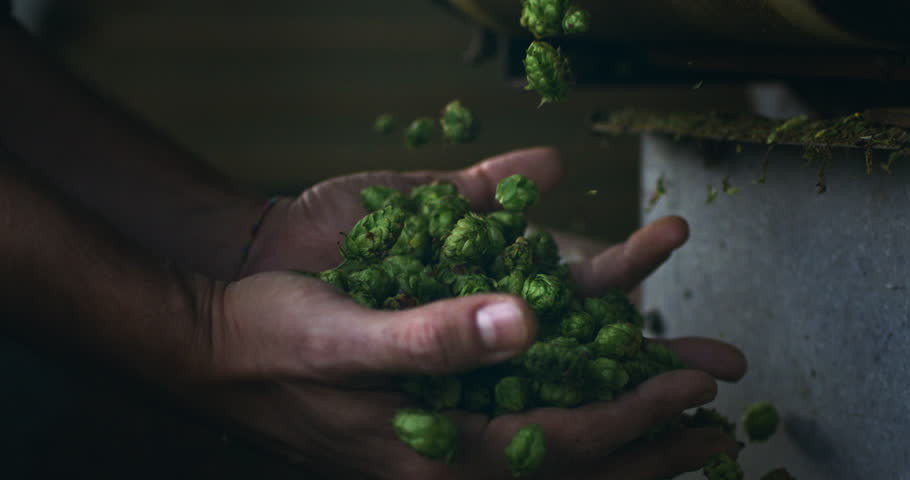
[[340, 206, 407, 261], [388, 214, 432, 261], [703, 454, 744, 480], [496, 270, 527, 296], [347, 264, 396, 302], [593, 322, 642, 358], [317, 269, 347, 291], [537, 381, 584, 407], [584, 289, 640, 328], [527, 230, 560, 267], [392, 409, 459, 463], [642, 341, 686, 371], [441, 213, 494, 263], [760, 468, 797, 480], [404, 117, 434, 149], [520, 0, 569, 38], [523, 337, 586, 382], [561, 6, 590, 35], [495, 376, 531, 414], [495, 174, 539, 213], [505, 424, 546, 478], [440, 100, 478, 144], [374, 113, 395, 135], [521, 273, 570, 319], [742, 401, 780, 442], [559, 311, 596, 342], [349, 290, 379, 308], [383, 293, 418, 310], [524, 41, 571, 106], [382, 255, 424, 279], [502, 236, 533, 273], [487, 211, 528, 244], [361, 185, 409, 212], [588, 357, 629, 393], [410, 181, 458, 208], [400, 267, 450, 303], [452, 273, 496, 296]]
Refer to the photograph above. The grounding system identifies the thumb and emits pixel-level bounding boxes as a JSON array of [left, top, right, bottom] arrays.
[[362, 294, 537, 375]]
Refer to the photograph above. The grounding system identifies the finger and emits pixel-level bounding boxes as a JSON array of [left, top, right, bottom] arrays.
[[407, 146, 564, 211], [535, 224, 609, 264], [487, 370, 717, 461], [570, 216, 689, 297], [362, 294, 538, 375], [653, 337, 748, 382], [591, 427, 739, 480]]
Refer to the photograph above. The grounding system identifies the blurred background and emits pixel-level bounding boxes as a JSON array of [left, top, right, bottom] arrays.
[[14, 0, 749, 243]]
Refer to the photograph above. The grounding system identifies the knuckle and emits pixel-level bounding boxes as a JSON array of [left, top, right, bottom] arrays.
[[399, 315, 456, 372]]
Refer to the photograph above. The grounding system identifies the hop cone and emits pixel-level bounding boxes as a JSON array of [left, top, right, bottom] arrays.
[[382, 255, 424, 279], [317, 269, 347, 291], [524, 41, 571, 106], [487, 211, 528, 244], [523, 337, 587, 382], [495, 174, 539, 212], [588, 357, 629, 393], [404, 117, 434, 148], [503, 237, 533, 273], [388, 215, 432, 260], [559, 311, 596, 342], [593, 322, 642, 358], [521, 273, 570, 318], [392, 409, 459, 463], [441, 213, 494, 263], [561, 6, 590, 35], [453, 273, 496, 296], [520, 0, 569, 38], [347, 265, 396, 302], [703, 454, 743, 480], [584, 290, 640, 328], [527, 230, 559, 267], [411, 181, 457, 208], [341, 206, 407, 261], [374, 113, 395, 135], [537, 381, 584, 407], [440, 100, 477, 144], [505, 424, 546, 478], [361, 185, 409, 212], [495, 376, 530, 414], [496, 270, 527, 296], [742, 402, 780, 442]]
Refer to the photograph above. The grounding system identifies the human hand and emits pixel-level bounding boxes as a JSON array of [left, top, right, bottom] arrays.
[[187, 147, 746, 478]]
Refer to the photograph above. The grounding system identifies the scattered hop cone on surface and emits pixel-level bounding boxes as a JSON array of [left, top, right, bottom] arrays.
[[760, 468, 797, 480], [496, 174, 540, 212], [505, 424, 546, 477], [561, 6, 590, 35], [520, 0, 569, 38], [374, 113, 395, 135], [703, 454, 743, 480], [593, 322, 642, 358], [524, 41, 571, 106], [440, 100, 477, 144], [404, 117, 434, 149], [742, 401, 780, 442], [341, 206, 407, 261], [393, 409, 459, 463]]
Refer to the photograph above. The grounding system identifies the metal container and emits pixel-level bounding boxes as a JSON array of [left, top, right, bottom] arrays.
[[640, 134, 910, 479]]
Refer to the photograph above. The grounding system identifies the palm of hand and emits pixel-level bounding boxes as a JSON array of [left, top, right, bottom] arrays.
[[214, 148, 746, 479]]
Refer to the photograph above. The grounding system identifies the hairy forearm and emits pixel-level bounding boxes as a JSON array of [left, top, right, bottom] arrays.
[[0, 154, 217, 387], [0, 19, 263, 280]]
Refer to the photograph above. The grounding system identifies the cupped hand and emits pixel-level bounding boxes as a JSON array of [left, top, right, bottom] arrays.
[[187, 147, 748, 478]]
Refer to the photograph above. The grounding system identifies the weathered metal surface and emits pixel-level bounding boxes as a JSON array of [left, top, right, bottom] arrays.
[[641, 134, 910, 479]]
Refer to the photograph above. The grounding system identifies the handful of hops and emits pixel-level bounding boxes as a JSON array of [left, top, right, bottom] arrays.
[[313, 174, 687, 476]]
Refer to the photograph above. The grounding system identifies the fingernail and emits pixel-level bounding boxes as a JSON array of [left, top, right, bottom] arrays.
[[476, 302, 527, 352]]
